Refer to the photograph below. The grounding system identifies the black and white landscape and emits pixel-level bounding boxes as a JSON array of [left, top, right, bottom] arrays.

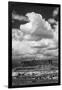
[[11, 2, 60, 87]]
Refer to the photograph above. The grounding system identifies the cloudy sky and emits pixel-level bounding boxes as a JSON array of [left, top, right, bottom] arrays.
[[12, 3, 59, 60]]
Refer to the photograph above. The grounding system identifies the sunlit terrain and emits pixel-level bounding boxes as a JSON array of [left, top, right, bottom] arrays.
[[12, 58, 58, 86]]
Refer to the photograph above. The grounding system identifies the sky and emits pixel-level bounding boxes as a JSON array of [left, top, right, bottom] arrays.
[[12, 2, 59, 29], [12, 2, 59, 60]]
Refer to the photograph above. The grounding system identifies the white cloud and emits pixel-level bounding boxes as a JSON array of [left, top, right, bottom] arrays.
[[12, 13, 29, 21], [43, 49, 58, 56], [12, 40, 38, 55], [12, 38, 58, 59], [20, 12, 53, 40], [12, 28, 24, 41], [53, 22, 58, 41], [12, 12, 58, 60], [48, 18, 56, 24], [53, 8, 59, 17]]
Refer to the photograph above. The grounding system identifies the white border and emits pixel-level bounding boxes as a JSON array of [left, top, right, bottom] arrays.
[[0, 0, 62, 90]]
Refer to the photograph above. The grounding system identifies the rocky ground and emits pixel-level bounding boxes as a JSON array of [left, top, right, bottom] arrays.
[[12, 61, 58, 86]]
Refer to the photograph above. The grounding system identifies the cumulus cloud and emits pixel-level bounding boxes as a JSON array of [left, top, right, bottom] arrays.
[[12, 12, 58, 60], [12, 28, 24, 41], [43, 49, 58, 56], [48, 18, 56, 24], [12, 13, 29, 22], [20, 12, 53, 41], [53, 22, 59, 44], [53, 8, 59, 17], [12, 40, 38, 55]]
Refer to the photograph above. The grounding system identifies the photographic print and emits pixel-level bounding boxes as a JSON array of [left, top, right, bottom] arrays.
[[8, 1, 60, 88]]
